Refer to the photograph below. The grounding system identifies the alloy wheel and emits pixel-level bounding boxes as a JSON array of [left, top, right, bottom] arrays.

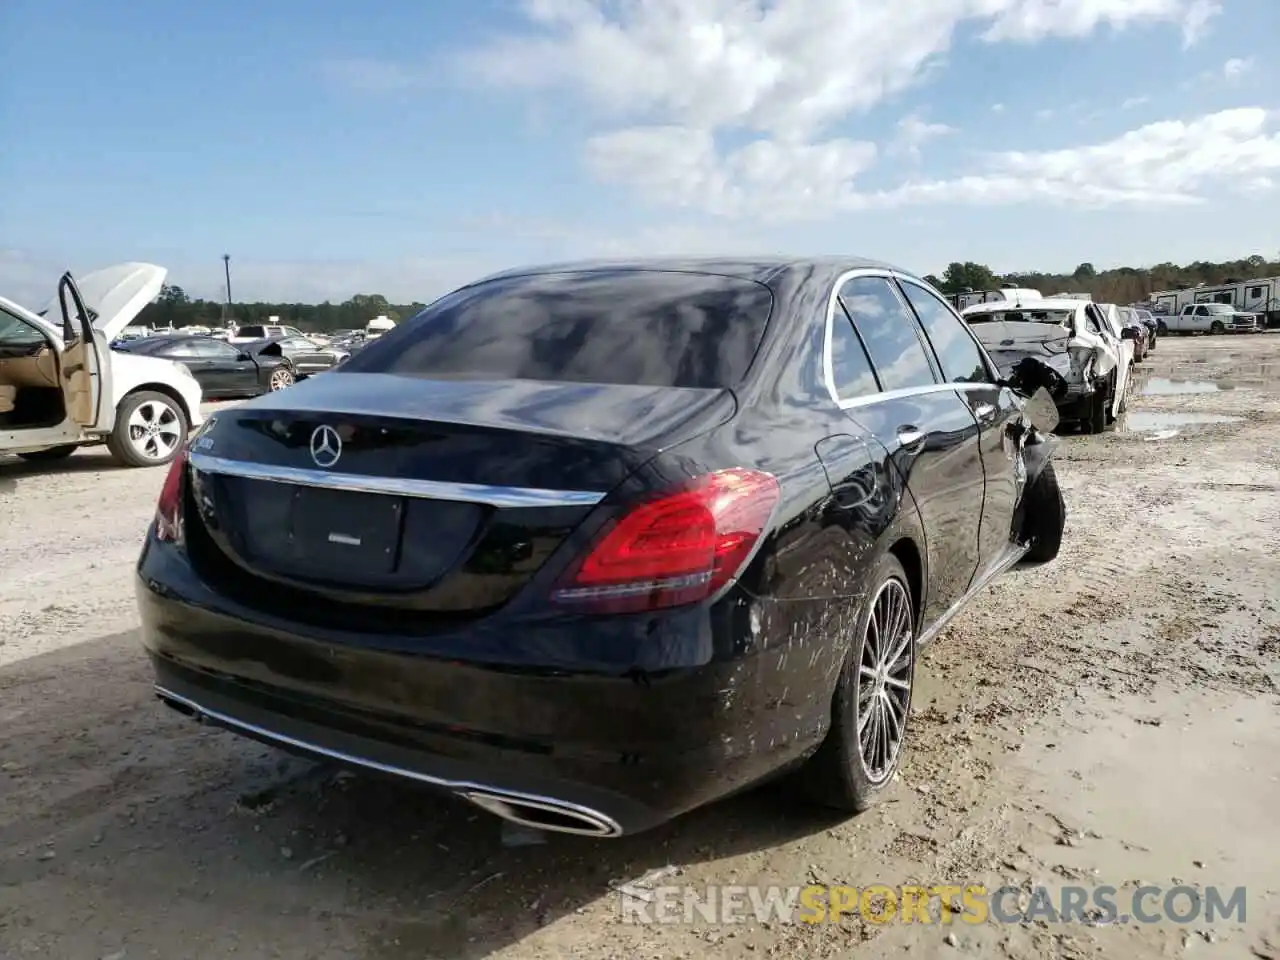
[[855, 577, 914, 784], [270, 368, 295, 391], [127, 399, 183, 462]]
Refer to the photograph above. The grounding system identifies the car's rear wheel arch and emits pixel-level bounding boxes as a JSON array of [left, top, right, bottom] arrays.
[[887, 536, 923, 626]]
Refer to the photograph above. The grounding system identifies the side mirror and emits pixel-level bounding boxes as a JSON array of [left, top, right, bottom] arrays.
[[1023, 387, 1060, 434], [1120, 328, 1137, 340], [237, 351, 252, 361]]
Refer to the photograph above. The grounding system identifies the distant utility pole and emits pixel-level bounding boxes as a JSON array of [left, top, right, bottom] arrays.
[[221, 254, 232, 325]]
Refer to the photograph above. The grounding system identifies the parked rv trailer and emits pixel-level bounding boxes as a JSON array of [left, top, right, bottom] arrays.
[[945, 285, 1044, 311], [1147, 276, 1280, 327]]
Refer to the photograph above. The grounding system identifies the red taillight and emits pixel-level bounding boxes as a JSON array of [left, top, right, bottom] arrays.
[[551, 468, 780, 614], [154, 447, 189, 542]]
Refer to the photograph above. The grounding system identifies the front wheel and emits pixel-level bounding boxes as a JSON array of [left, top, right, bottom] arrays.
[[799, 553, 915, 814], [17, 444, 79, 462], [1210, 321, 1225, 335], [1022, 460, 1066, 563], [105, 391, 189, 467]]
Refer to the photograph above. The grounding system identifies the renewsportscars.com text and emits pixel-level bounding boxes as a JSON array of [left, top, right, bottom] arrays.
[[617, 884, 1248, 926]]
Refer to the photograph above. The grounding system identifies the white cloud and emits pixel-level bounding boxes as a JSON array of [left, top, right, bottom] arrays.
[[585, 127, 877, 216], [455, 1, 1249, 220], [1122, 95, 1151, 109], [981, 0, 1216, 44], [877, 108, 1280, 209], [891, 114, 956, 160], [1179, 0, 1221, 46], [461, 0, 1211, 139], [582, 108, 1280, 216], [1240, 175, 1275, 196], [1223, 56, 1255, 81], [991, 103, 1006, 113]]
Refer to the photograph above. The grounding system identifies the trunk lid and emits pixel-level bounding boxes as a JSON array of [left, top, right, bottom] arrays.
[[183, 372, 735, 630], [970, 320, 1110, 385]]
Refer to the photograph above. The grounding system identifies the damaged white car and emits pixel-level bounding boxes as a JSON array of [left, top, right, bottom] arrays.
[[962, 298, 1134, 434], [0, 263, 204, 466]]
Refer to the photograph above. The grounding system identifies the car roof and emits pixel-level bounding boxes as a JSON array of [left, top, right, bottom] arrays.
[[472, 255, 905, 287], [124, 333, 212, 348], [962, 298, 1083, 314]]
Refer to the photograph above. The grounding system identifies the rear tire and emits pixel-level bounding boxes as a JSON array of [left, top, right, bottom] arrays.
[[17, 444, 78, 462], [106, 391, 189, 467], [1083, 387, 1107, 434], [269, 365, 295, 391], [799, 553, 915, 814], [1022, 461, 1065, 563]]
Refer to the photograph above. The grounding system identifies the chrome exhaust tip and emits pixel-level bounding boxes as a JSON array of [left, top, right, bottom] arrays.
[[461, 790, 623, 838]]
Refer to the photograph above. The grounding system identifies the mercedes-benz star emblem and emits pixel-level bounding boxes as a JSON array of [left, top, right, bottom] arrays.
[[310, 424, 342, 468]]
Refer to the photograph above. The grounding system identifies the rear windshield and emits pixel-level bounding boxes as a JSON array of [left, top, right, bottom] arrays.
[[238, 326, 266, 337], [340, 270, 774, 389], [965, 310, 1073, 325]]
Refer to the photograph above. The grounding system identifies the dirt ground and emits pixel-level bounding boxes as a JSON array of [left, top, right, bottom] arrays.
[[2, 335, 1279, 960]]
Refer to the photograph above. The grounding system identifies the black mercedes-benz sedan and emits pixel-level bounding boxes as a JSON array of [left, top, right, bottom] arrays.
[[136, 258, 1065, 837], [116, 334, 298, 397]]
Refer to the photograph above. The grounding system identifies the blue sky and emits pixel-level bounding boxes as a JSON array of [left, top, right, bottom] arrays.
[[2, 0, 1278, 305]]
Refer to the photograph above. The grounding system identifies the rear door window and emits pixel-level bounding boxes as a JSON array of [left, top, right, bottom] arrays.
[[341, 271, 774, 389], [837, 277, 938, 392], [161, 340, 204, 358]]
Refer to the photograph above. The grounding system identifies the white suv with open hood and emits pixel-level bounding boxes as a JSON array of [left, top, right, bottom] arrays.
[[0, 263, 204, 467]]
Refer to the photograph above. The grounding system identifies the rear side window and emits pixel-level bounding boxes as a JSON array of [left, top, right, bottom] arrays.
[[341, 271, 773, 389], [828, 312, 880, 401], [160, 340, 203, 358], [838, 277, 937, 392], [897, 280, 992, 384]]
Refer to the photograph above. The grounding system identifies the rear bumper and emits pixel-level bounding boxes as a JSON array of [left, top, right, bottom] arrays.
[[135, 539, 837, 835]]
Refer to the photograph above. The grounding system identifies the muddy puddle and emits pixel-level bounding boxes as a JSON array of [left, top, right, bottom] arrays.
[[1122, 411, 1244, 433], [1140, 378, 1233, 396]]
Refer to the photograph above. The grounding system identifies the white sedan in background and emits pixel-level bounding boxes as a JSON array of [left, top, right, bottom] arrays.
[[962, 297, 1134, 433]]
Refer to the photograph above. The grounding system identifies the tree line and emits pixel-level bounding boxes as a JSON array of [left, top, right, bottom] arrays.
[[923, 254, 1280, 304], [138, 289, 427, 334], [138, 253, 1280, 333]]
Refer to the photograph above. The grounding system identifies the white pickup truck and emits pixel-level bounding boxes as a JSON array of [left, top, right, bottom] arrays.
[[1160, 302, 1261, 334]]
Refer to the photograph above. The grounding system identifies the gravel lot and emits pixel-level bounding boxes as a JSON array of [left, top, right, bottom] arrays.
[[2, 337, 1279, 959]]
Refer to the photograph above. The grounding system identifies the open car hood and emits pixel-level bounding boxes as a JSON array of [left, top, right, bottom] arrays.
[[38, 263, 167, 342]]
